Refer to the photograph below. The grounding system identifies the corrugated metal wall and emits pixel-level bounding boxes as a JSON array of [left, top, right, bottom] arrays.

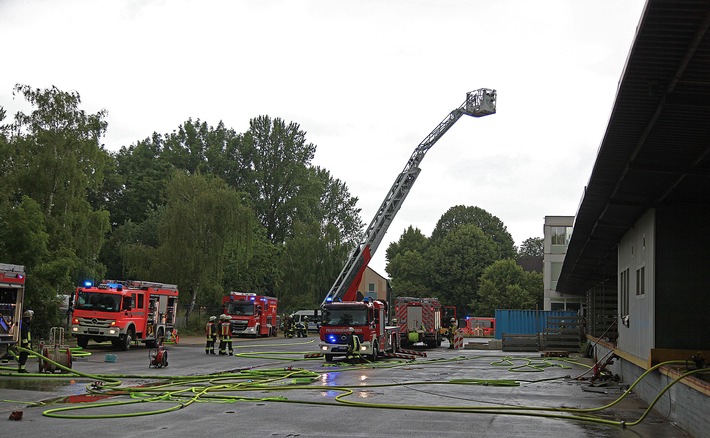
[[494, 309, 577, 339]]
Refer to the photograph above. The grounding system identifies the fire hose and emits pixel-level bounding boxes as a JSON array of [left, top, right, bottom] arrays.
[[2, 345, 705, 429]]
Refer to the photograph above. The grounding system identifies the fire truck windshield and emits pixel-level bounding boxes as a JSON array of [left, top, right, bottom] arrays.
[[76, 292, 122, 312], [227, 301, 254, 316], [321, 306, 368, 326]]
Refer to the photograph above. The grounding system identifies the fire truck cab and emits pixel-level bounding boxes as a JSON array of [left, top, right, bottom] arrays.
[[319, 299, 398, 362], [71, 280, 178, 350], [0, 263, 25, 360]]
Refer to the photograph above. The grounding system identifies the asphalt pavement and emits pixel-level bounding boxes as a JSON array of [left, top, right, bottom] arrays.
[[0, 335, 692, 437]]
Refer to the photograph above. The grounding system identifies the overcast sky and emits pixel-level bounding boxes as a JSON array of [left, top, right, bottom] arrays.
[[1, 0, 647, 276]]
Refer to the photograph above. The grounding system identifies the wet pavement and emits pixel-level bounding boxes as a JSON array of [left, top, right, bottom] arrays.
[[0, 336, 693, 437]]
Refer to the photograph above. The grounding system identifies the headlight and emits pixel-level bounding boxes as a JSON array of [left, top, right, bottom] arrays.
[[71, 327, 78, 332], [108, 329, 117, 335], [321, 346, 329, 351]]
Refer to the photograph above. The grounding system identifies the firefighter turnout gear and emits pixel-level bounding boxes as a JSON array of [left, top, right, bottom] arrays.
[[218, 315, 233, 356], [18, 310, 33, 372], [205, 316, 218, 355], [346, 327, 361, 361]]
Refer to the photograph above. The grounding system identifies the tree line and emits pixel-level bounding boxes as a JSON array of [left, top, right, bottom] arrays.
[[0, 84, 543, 335]]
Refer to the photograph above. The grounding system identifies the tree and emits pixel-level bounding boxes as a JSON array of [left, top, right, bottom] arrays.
[[279, 221, 350, 309], [388, 250, 431, 297], [474, 259, 543, 316], [242, 115, 317, 244], [518, 237, 543, 257], [427, 224, 498, 315], [385, 226, 430, 296], [2, 85, 112, 334], [123, 172, 254, 322], [386, 226, 429, 267], [431, 205, 516, 259]]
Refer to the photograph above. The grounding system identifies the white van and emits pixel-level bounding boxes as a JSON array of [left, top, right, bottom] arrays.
[[291, 309, 321, 332]]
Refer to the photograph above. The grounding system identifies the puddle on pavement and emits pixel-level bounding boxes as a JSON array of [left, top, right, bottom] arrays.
[[0, 377, 85, 393]]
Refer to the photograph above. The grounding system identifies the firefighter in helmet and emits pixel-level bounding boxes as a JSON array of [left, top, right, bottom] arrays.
[[447, 317, 458, 349], [205, 315, 218, 355], [218, 314, 234, 356], [345, 326, 361, 361], [18, 309, 34, 373]]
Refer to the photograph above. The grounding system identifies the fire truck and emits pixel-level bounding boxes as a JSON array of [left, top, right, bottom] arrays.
[[71, 280, 179, 350], [0, 263, 25, 360], [223, 292, 278, 337], [319, 89, 496, 361], [394, 297, 443, 348], [320, 298, 399, 361]]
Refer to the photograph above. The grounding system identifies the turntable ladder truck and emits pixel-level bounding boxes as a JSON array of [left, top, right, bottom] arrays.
[[318, 88, 496, 361]]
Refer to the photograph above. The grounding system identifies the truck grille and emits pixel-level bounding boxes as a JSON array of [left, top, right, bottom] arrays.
[[231, 320, 248, 332], [76, 317, 112, 328]]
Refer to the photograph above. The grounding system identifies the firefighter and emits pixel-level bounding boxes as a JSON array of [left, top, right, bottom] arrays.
[[283, 314, 294, 338], [447, 317, 458, 349], [18, 309, 33, 373], [205, 315, 218, 355], [345, 326, 361, 361], [218, 314, 234, 356]]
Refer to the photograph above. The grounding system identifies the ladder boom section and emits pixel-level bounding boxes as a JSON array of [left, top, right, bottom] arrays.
[[322, 89, 496, 305]]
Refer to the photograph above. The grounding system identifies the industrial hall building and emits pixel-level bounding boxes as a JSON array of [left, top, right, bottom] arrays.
[[554, 1, 710, 436]]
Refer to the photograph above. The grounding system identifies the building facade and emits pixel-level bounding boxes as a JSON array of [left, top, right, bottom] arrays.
[[542, 216, 583, 312]]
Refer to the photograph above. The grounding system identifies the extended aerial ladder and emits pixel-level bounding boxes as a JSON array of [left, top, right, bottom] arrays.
[[322, 88, 497, 305]]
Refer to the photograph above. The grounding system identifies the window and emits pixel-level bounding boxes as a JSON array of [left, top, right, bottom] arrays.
[[636, 266, 645, 296], [551, 226, 572, 246], [368, 283, 375, 292], [620, 268, 630, 325]]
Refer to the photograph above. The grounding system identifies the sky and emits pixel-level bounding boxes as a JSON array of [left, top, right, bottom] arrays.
[[0, 0, 647, 276]]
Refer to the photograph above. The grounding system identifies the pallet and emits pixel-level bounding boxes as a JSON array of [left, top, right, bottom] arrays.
[[502, 333, 540, 352]]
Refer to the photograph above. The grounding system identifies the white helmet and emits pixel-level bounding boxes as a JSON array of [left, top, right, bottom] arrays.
[[23, 309, 34, 318], [209, 316, 216, 321], [348, 327, 355, 333]]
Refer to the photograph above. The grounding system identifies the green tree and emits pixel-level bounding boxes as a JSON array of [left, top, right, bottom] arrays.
[[222, 225, 281, 296], [242, 115, 317, 244], [388, 250, 431, 297], [3, 85, 111, 333], [385, 226, 430, 296], [474, 259, 544, 316], [518, 237, 543, 257], [279, 221, 350, 309], [123, 172, 254, 322], [431, 205, 515, 259], [427, 223, 498, 315]]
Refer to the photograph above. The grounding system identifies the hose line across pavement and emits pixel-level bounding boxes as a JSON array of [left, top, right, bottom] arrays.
[[2, 345, 706, 429]]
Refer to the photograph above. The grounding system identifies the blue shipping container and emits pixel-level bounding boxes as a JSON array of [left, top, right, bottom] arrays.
[[494, 309, 578, 339]]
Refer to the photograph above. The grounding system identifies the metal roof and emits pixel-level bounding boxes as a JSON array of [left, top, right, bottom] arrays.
[[556, 0, 710, 294]]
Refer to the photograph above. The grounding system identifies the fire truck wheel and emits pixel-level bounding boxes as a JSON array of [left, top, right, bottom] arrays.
[[368, 342, 379, 361], [324, 354, 334, 362], [121, 328, 134, 351], [77, 336, 89, 349]]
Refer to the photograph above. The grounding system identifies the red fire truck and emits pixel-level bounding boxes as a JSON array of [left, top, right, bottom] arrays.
[[319, 298, 399, 362], [71, 280, 179, 350], [394, 297, 443, 348], [0, 263, 25, 359], [318, 89, 496, 362], [223, 292, 278, 337], [464, 317, 495, 337]]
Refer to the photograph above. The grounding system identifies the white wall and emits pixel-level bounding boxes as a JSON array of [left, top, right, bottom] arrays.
[[617, 209, 655, 359]]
